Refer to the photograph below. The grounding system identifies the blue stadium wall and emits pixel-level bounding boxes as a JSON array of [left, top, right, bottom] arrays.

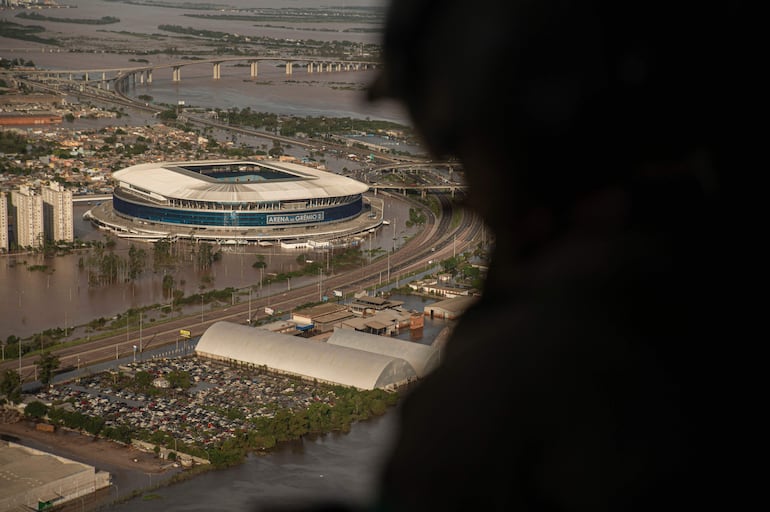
[[113, 195, 364, 228]]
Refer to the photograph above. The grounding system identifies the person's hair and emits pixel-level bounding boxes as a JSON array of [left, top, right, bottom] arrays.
[[370, 0, 738, 210]]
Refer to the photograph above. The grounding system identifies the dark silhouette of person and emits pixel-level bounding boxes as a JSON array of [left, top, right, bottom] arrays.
[[361, 0, 748, 511], [262, 1, 751, 511]]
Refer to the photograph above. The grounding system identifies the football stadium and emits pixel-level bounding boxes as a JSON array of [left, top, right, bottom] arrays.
[[86, 159, 379, 242]]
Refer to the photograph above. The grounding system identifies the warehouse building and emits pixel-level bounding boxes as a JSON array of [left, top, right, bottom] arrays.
[[327, 328, 441, 379], [423, 295, 479, 319], [195, 321, 417, 390], [0, 442, 111, 511]]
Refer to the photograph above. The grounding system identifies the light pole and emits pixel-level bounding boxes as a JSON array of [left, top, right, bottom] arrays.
[[248, 287, 252, 324]]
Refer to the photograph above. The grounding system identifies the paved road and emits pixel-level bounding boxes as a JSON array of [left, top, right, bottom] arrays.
[[2, 193, 483, 383]]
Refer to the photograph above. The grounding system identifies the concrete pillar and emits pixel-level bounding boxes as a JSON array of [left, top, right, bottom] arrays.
[[421, 189, 426, 199], [213, 62, 221, 80], [250, 60, 258, 78], [307, 63, 313, 73], [172, 66, 181, 82], [286, 61, 293, 75], [147, 70, 153, 84], [84, 72, 89, 81], [336, 63, 342, 72]]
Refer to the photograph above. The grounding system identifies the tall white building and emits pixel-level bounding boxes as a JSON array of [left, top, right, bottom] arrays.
[[11, 186, 44, 249], [42, 182, 74, 243], [0, 192, 8, 252]]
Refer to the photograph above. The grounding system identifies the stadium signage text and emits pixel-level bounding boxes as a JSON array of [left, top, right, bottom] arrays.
[[266, 211, 325, 225]]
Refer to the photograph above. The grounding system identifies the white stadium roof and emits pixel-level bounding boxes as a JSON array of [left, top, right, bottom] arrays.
[[112, 160, 368, 203], [195, 322, 417, 390], [327, 328, 441, 378]]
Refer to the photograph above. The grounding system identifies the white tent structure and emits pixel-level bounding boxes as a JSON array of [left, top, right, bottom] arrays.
[[195, 322, 417, 390], [327, 328, 441, 378]]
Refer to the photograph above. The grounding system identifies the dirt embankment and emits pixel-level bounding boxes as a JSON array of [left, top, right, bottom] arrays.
[[0, 411, 167, 474]]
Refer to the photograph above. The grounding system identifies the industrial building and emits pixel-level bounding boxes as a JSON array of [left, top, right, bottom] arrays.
[[195, 321, 419, 390], [0, 442, 111, 511], [423, 295, 479, 320], [326, 328, 440, 379]]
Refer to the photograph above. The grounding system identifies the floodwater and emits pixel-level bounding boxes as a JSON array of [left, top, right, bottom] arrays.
[[111, 410, 400, 512], [1, 0, 409, 123], [0, 197, 420, 341]]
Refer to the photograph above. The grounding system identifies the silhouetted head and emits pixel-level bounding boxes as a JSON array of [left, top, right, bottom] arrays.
[[370, 0, 735, 224]]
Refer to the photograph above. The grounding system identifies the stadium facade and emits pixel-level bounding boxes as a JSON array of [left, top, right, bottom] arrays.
[[87, 159, 376, 242]]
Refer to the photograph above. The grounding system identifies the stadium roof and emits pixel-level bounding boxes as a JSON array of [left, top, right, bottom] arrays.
[[112, 160, 368, 203], [195, 322, 417, 390], [327, 328, 441, 378]]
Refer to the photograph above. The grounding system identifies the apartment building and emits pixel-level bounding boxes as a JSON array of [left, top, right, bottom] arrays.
[[42, 181, 74, 243]]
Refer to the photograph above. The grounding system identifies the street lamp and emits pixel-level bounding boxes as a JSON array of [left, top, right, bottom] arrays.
[[248, 287, 252, 324]]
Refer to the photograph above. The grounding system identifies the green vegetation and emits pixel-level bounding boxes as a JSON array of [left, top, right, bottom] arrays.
[[36, 351, 61, 387], [217, 108, 413, 140], [0, 20, 60, 46], [1, 57, 35, 70], [0, 370, 22, 405], [406, 207, 427, 227], [16, 13, 120, 25], [24, 400, 49, 419]]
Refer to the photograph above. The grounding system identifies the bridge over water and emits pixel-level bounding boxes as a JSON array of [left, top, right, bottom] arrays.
[[9, 56, 379, 91]]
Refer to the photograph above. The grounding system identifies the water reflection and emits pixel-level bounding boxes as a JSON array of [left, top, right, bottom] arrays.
[[110, 394, 400, 512]]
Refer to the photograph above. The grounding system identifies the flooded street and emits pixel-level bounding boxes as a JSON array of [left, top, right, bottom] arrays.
[[0, 197, 422, 341]]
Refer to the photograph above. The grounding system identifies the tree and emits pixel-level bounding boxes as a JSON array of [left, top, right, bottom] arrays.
[[0, 369, 22, 404], [37, 351, 60, 387], [252, 255, 266, 269], [24, 400, 48, 419], [162, 273, 175, 297]]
